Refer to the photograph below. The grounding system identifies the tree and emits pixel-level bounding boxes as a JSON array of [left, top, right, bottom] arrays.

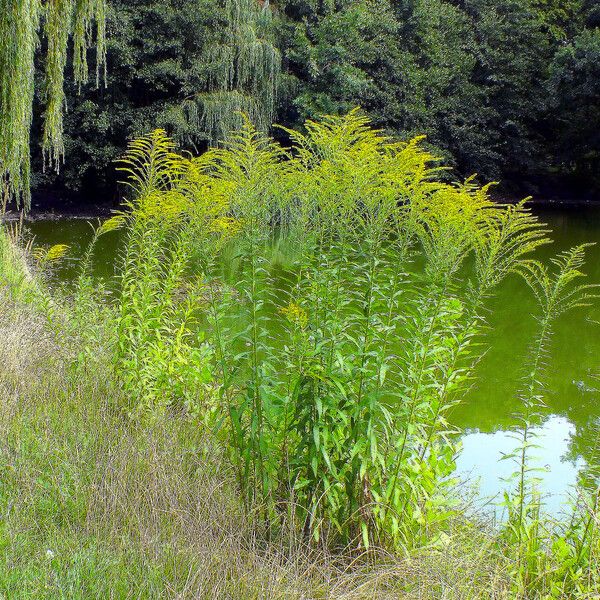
[[32, 0, 209, 198], [279, 0, 491, 175], [33, 0, 281, 199], [178, 0, 281, 144], [546, 28, 600, 194], [0, 0, 106, 208], [461, 0, 553, 184], [278, 0, 598, 196]]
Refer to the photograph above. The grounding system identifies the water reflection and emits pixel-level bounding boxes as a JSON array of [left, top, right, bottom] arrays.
[[458, 415, 586, 516]]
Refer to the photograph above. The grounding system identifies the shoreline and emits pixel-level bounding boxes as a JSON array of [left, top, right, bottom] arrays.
[[2, 196, 599, 223]]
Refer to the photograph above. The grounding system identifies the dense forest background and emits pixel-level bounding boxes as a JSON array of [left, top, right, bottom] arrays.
[[30, 0, 600, 205]]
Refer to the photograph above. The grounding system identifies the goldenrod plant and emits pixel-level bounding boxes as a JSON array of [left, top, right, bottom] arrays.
[[107, 111, 567, 550], [501, 245, 598, 597]]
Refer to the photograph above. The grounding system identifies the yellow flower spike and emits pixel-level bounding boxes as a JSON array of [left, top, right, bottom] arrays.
[[39, 243, 70, 264], [97, 214, 127, 237], [210, 217, 242, 239], [279, 302, 308, 329]]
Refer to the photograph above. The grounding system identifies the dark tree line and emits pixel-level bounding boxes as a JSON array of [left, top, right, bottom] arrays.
[[31, 0, 600, 205]]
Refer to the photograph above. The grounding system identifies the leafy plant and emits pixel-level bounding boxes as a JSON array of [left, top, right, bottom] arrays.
[[501, 244, 598, 596], [105, 112, 597, 564]]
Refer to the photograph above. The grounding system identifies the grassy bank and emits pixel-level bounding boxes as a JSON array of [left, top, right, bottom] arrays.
[[1, 113, 598, 598]]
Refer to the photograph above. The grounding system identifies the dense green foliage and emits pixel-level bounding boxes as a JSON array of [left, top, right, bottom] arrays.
[[27, 0, 600, 203]]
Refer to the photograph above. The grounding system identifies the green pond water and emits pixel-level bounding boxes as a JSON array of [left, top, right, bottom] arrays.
[[25, 205, 600, 513]]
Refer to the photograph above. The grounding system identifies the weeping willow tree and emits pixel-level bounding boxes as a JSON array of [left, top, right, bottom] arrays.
[[181, 0, 281, 145], [0, 0, 106, 209]]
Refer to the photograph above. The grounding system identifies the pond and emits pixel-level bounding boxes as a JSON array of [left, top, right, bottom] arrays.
[[24, 204, 600, 515]]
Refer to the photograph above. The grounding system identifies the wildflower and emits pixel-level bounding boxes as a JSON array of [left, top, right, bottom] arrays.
[[97, 214, 127, 236], [46, 549, 55, 560], [33, 244, 69, 264], [279, 302, 308, 329], [211, 216, 242, 238]]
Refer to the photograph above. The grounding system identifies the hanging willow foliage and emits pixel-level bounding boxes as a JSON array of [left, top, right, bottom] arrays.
[[186, 0, 281, 145], [0, 0, 106, 209]]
